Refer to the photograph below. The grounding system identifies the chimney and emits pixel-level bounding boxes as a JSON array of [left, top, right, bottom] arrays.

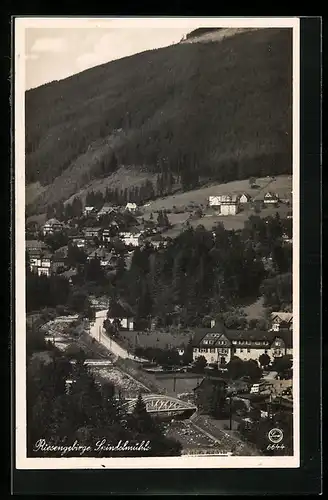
[[211, 319, 216, 328]]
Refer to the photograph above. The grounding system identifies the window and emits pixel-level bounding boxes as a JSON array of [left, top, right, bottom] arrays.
[[247, 349, 251, 353], [240, 348, 243, 353], [194, 348, 198, 353]]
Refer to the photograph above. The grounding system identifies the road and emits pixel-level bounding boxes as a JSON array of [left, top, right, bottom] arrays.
[[89, 310, 147, 362]]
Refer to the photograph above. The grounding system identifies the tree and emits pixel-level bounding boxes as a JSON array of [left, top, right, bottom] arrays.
[[67, 289, 90, 314], [272, 355, 292, 376], [130, 392, 155, 434], [249, 177, 257, 188], [208, 381, 227, 418], [227, 356, 245, 380], [65, 344, 87, 363], [260, 273, 292, 309], [259, 353, 271, 368], [85, 257, 105, 284], [193, 355, 207, 373], [182, 339, 193, 365], [244, 360, 262, 382], [231, 398, 248, 417]]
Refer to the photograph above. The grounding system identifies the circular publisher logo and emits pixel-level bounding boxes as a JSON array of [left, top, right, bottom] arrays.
[[268, 428, 284, 444]]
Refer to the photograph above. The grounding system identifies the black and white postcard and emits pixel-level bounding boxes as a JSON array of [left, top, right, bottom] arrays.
[[15, 16, 300, 469]]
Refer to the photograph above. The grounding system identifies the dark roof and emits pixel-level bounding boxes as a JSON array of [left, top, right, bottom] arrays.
[[225, 329, 272, 342], [107, 299, 135, 318], [191, 323, 226, 347], [192, 328, 293, 349]]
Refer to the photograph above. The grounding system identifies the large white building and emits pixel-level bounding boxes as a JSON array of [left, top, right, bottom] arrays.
[[192, 323, 292, 367]]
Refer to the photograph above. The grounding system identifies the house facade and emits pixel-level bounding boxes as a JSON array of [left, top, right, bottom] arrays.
[[26, 240, 48, 256], [50, 257, 67, 274], [97, 204, 114, 220], [107, 299, 135, 331], [192, 325, 292, 366], [87, 249, 113, 267], [263, 192, 279, 204], [239, 193, 251, 203], [42, 218, 64, 236], [220, 201, 239, 216], [30, 254, 52, 276], [119, 232, 141, 247], [69, 236, 86, 248], [270, 312, 293, 332], [83, 206, 96, 216], [125, 202, 137, 212], [208, 196, 221, 207], [83, 227, 102, 239], [208, 195, 240, 214], [219, 195, 239, 216]]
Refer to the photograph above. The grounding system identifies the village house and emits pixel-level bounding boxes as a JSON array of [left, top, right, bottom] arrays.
[[26, 240, 53, 275], [87, 248, 113, 267], [263, 192, 279, 204], [50, 246, 69, 274], [51, 256, 67, 274], [26, 239, 49, 257], [68, 236, 86, 248], [219, 194, 240, 215], [208, 194, 240, 214], [83, 227, 102, 239], [101, 224, 119, 243], [107, 299, 135, 331], [119, 231, 142, 247], [34, 254, 52, 277], [97, 204, 115, 220], [83, 206, 96, 216], [125, 202, 138, 212], [192, 323, 292, 366], [238, 193, 252, 204], [282, 233, 292, 245], [42, 218, 64, 236], [270, 312, 293, 332]]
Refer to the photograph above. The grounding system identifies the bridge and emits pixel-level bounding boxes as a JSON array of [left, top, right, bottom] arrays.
[[124, 394, 197, 415]]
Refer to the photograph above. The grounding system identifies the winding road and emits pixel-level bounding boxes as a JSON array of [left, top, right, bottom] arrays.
[[89, 310, 146, 362]]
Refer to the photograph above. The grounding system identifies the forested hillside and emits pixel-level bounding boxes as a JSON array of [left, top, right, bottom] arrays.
[[26, 28, 292, 214]]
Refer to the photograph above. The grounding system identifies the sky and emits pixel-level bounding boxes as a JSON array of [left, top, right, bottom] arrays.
[[25, 26, 200, 90]]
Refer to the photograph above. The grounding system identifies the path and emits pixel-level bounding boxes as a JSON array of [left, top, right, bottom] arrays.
[[89, 310, 147, 362]]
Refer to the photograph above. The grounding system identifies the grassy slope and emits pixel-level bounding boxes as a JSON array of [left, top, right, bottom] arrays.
[[141, 174, 292, 233], [25, 27, 292, 213]]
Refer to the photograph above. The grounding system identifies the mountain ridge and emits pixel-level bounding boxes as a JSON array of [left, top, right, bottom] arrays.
[[25, 27, 292, 215]]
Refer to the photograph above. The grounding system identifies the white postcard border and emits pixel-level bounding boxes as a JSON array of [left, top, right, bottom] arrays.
[[15, 16, 300, 470]]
